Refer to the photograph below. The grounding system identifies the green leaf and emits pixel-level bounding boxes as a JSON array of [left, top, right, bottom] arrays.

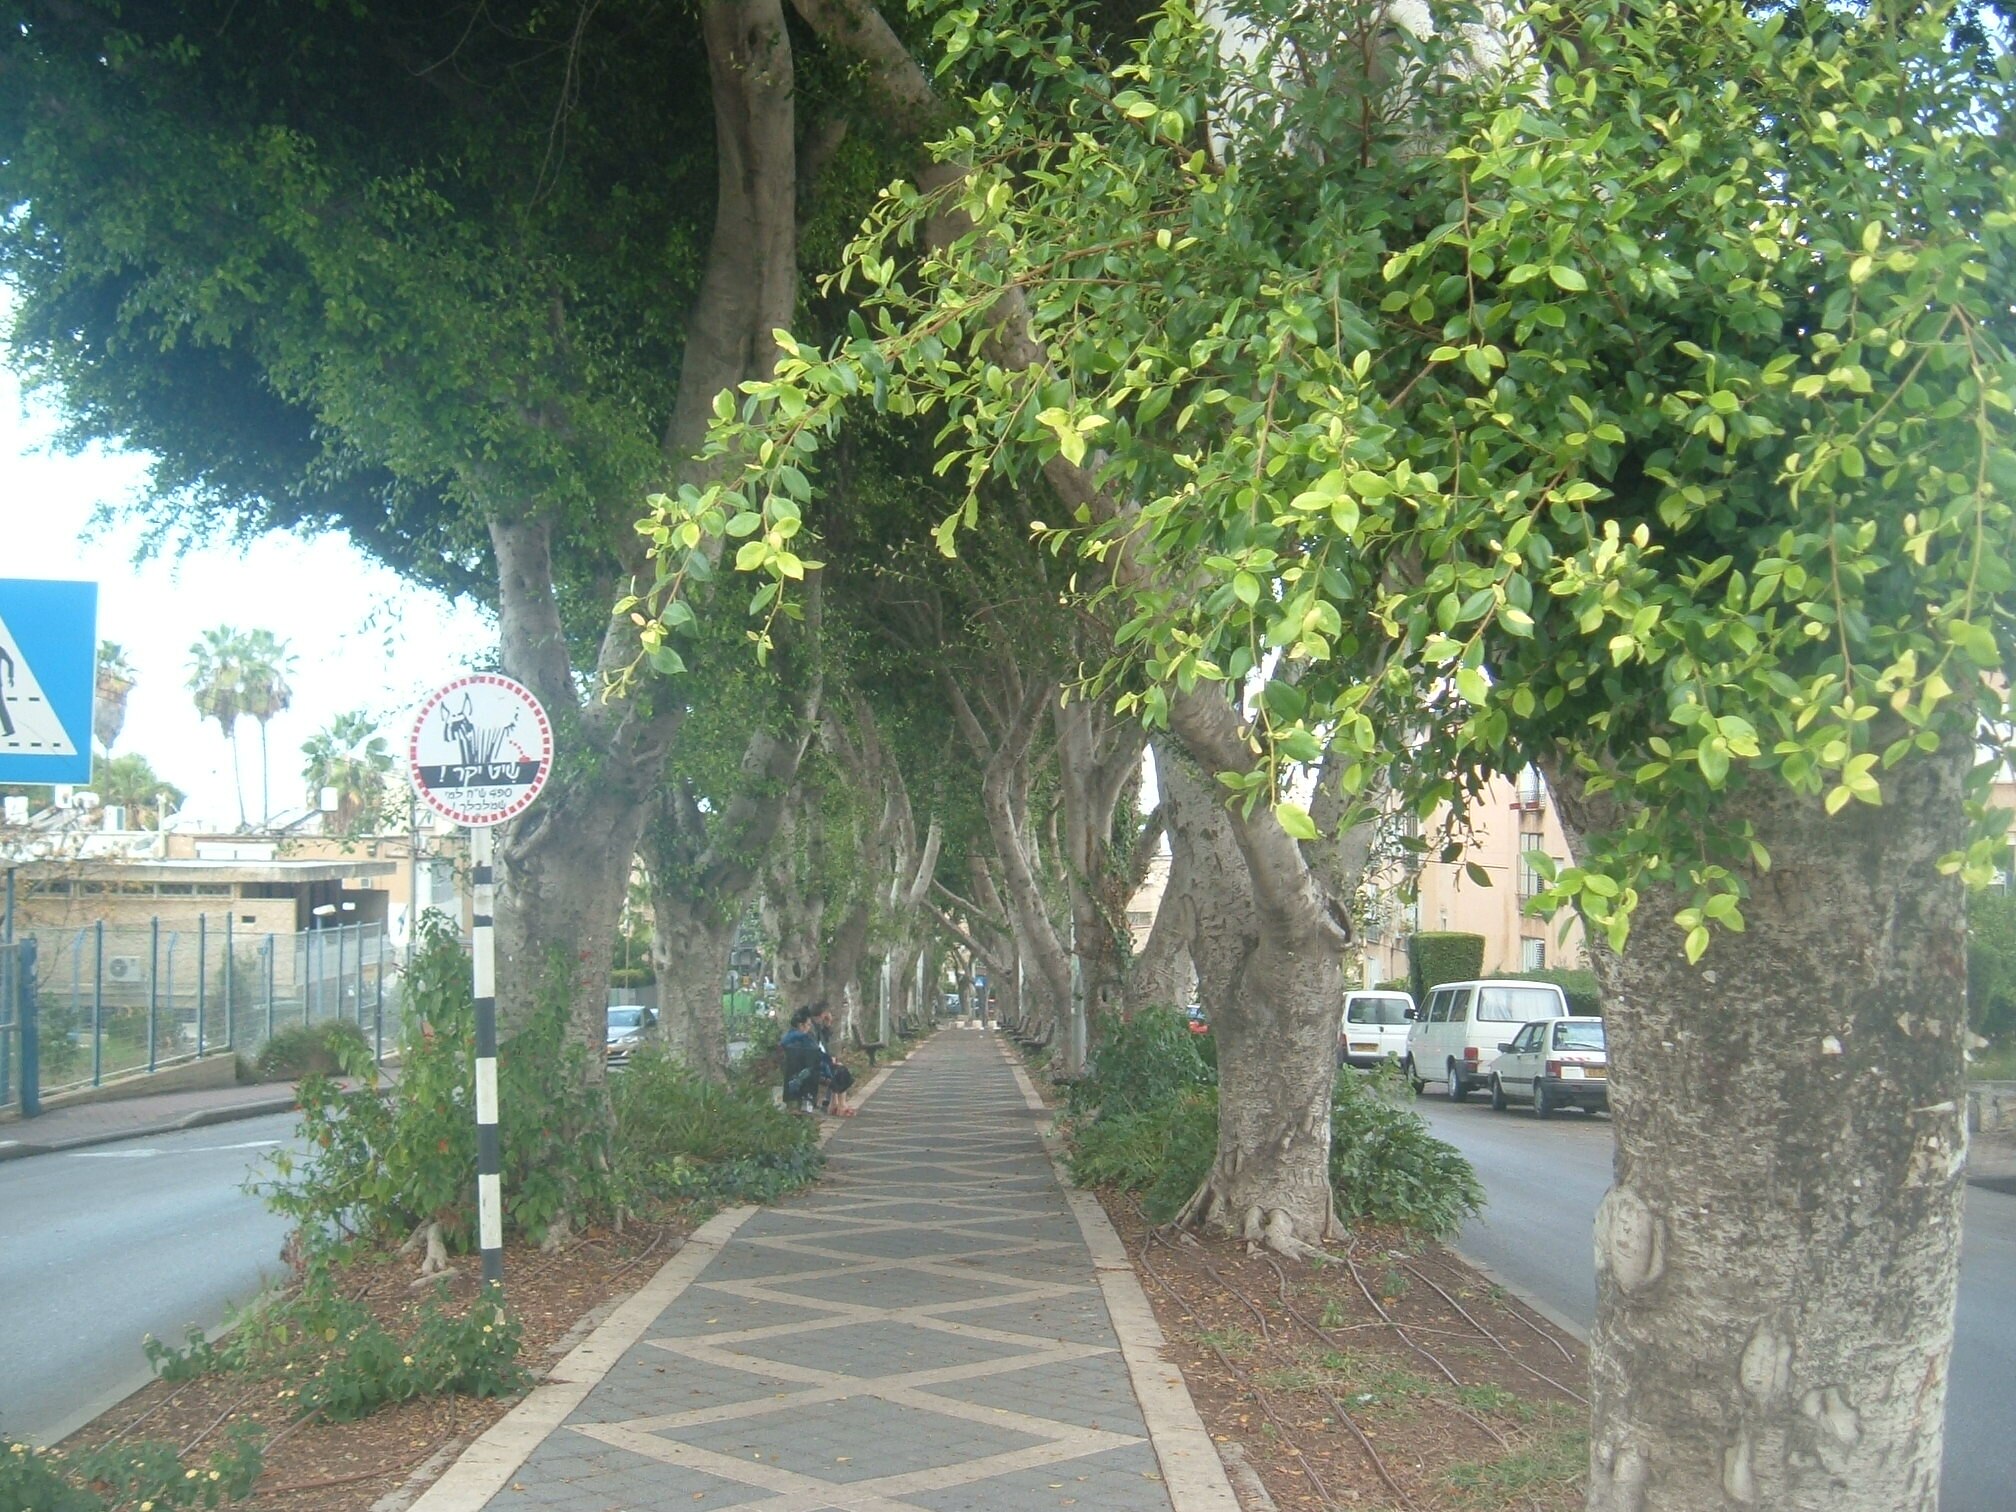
[[1275, 802, 1319, 842], [1455, 666, 1490, 705], [1548, 265, 1589, 292]]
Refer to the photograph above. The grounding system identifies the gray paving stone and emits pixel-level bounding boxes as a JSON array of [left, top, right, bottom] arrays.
[[465, 1033, 1176, 1512]]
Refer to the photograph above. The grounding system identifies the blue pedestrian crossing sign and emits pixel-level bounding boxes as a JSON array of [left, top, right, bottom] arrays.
[[0, 578, 97, 785]]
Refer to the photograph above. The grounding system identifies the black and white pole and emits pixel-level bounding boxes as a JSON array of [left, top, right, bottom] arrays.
[[471, 824, 503, 1289]]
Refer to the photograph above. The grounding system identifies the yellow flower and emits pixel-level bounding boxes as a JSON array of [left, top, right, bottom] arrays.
[[209, 1470, 222, 1480], [403, 1355, 414, 1365]]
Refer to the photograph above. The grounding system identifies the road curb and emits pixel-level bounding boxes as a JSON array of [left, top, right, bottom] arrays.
[[0, 1094, 302, 1162], [1445, 1243, 1591, 1346]]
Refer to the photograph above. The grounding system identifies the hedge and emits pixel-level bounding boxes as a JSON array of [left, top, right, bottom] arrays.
[[1408, 932, 1484, 1005], [1500, 968, 1603, 1017]]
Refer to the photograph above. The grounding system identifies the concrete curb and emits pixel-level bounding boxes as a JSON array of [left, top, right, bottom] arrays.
[[1443, 1244, 1591, 1348], [1000, 1037, 1243, 1512], [0, 1093, 302, 1162]]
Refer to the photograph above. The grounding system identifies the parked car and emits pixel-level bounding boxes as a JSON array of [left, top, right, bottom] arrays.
[[606, 1005, 658, 1066], [1338, 990, 1415, 1068], [1488, 1016, 1609, 1117], [1403, 978, 1570, 1100]]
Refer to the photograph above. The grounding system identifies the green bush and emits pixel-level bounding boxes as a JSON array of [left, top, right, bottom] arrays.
[[1969, 890, 2016, 1040], [1408, 932, 1485, 1005], [613, 1047, 822, 1207], [257, 913, 612, 1254], [609, 966, 656, 988], [1498, 969, 1603, 1017], [1373, 977, 1411, 994], [252, 1020, 370, 1081], [1067, 1005, 1215, 1119], [1067, 1079, 1480, 1238]]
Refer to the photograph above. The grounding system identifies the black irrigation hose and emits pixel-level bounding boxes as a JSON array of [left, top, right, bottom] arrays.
[[1256, 1249, 1511, 1456], [1138, 1227, 1343, 1512], [1397, 1260, 1588, 1407]]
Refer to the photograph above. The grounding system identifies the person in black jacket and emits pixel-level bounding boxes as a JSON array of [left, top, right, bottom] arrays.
[[780, 1007, 823, 1113]]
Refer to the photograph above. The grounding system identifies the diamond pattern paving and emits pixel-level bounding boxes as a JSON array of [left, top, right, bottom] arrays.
[[483, 1030, 1176, 1512]]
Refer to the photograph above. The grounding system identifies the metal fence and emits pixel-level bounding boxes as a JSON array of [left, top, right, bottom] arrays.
[[1, 938, 24, 1113], [9, 920, 401, 1100]]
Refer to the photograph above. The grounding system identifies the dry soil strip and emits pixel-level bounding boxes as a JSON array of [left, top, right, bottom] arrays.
[[403, 1043, 904, 1512], [1001, 1039, 1242, 1512]]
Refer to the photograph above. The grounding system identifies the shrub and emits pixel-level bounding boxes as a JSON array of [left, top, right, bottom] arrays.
[[609, 966, 656, 988], [1498, 969, 1603, 1018], [1969, 890, 2016, 1040], [1373, 977, 1411, 994], [252, 1020, 369, 1081], [257, 913, 612, 1255], [1064, 1062, 1482, 1239], [1329, 1080, 1484, 1235], [0, 1427, 263, 1512], [1408, 932, 1485, 1005], [1067, 1005, 1215, 1119], [613, 1047, 821, 1207]]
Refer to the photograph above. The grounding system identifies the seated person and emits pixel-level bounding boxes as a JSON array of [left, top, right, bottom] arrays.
[[780, 1007, 823, 1113], [811, 1001, 857, 1117]]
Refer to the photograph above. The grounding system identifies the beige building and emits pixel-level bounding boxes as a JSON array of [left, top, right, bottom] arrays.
[[1359, 766, 1588, 988]]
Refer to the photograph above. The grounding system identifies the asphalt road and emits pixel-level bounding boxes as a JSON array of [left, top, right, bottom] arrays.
[[1415, 1097, 2016, 1512], [0, 1110, 301, 1447]]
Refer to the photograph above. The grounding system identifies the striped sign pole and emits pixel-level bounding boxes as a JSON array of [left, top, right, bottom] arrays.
[[409, 673, 555, 1302], [471, 823, 503, 1288]]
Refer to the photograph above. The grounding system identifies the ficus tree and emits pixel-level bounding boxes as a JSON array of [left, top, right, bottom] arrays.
[[645, 0, 2014, 1502]]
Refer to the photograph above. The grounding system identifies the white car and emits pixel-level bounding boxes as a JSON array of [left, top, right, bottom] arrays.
[[1488, 1016, 1609, 1118], [1404, 978, 1570, 1100], [1338, 990, 1415, 1069]]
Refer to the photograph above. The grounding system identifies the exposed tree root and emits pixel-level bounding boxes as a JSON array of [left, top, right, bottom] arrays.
[[399, 1219, 452, 1283], [540, 1213, 575, 1253], [1173, 1177, 1342, 1260]]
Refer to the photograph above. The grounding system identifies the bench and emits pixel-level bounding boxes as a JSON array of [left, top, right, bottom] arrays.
[[850, 1021, 887, 1067], [1015, 1019, 1055, 1051]]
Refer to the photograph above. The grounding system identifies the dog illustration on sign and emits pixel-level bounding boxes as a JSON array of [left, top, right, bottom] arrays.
[[441, 694, 523, 785]]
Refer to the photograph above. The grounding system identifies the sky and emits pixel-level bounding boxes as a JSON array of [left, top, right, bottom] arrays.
[[1, 335, 497, 830]]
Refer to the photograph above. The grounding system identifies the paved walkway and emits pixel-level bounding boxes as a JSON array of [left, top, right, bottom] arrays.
[[417, 1029, 1230, 1512]]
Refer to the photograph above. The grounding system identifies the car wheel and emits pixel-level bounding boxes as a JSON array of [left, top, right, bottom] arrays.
[[1490, 1075, 1507, 1112], [1534, 1082, 1554, 1120], [1403, 1057, 1426, 1095], [1446, 1062, 1468, 1102]]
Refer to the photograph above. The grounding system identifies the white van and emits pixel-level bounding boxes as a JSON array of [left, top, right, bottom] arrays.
[[1404, 978, 1570, 1100], [1338, 990, 1415, 1069]]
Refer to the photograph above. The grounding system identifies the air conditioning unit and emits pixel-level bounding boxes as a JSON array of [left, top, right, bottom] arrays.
[[105, 955, 148, 985]]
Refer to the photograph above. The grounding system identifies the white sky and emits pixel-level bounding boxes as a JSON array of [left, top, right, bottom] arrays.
[[1, 334, 497, 829]]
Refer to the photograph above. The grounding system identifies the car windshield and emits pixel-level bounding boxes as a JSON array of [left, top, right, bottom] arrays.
[[1553, 1021, 1606, 1051], [1347, 996, 1412, 1026], [607, 1008, 647, 1032], [1475, 987, 1566, 1023]]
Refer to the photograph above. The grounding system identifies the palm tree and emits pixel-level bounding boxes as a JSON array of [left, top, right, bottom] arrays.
[[94, 752, 185, 830], [187, 626, 248, 829], [94, 642, 137, 754], [238, 629, 295, 827], [302, 711, 393, 834]]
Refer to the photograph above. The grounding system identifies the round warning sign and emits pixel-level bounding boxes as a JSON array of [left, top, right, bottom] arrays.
[[408, 675, 554, 827]]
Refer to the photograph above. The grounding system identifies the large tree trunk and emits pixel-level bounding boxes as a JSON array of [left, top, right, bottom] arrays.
[[650, 898, 737, 1079], [1166, 692, 1348, 1254], [1545, 746, 1970, 1512], [489, 0, 796, 1063]]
